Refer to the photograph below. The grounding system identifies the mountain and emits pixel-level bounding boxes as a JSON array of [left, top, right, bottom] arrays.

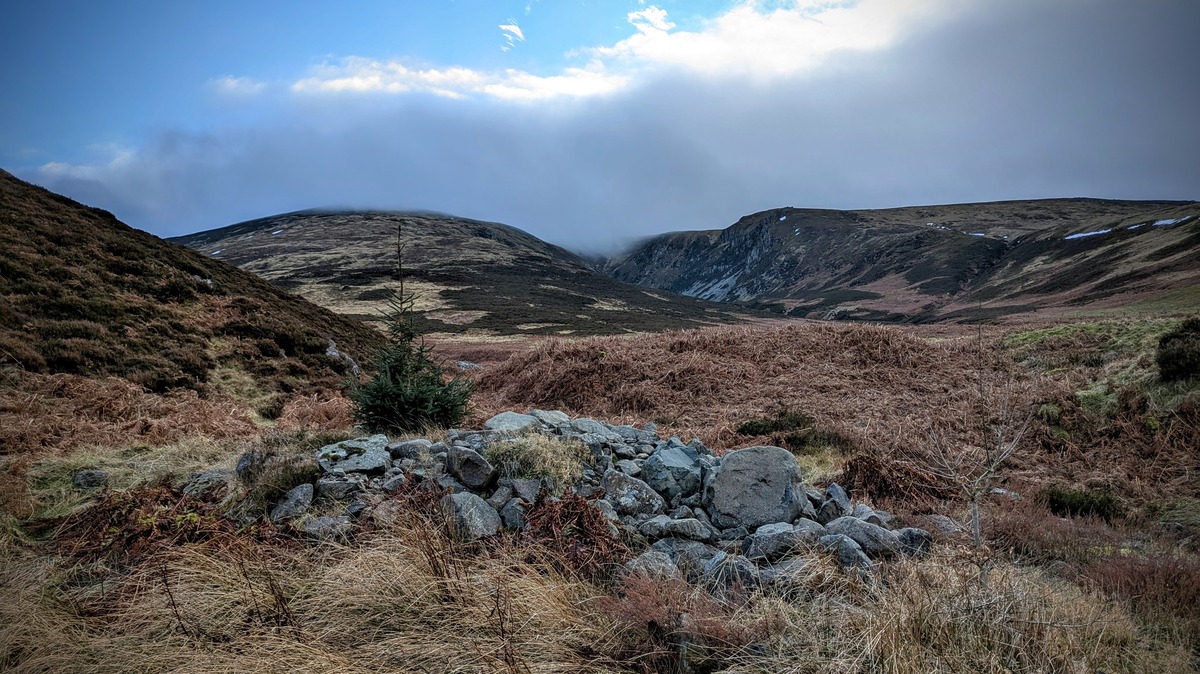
[[0, 170, 383, 399], [170, 211, 754, 336], [602, 199, 1200, 322]]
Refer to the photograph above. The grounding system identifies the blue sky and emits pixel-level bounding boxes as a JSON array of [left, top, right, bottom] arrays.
[[3, 0, 1198, 251]]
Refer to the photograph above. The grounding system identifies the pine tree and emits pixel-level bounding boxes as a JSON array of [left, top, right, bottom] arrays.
[[349, 223, 471, 433]]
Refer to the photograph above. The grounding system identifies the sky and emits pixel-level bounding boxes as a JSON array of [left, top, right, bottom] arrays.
[[2, 0, 1198, 253]]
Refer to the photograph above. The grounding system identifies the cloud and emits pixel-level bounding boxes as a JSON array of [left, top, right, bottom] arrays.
[[290, 57, 625, 101], [499, 20, 525, 52], [627, 6, 675, 35], [210, 76, 267, 96], [27, 0, 1200, 255], [597, 0, 953, 78]]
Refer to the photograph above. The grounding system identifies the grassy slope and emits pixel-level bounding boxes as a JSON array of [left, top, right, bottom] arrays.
[[170, 210, 758, 337], [0, 171, 384, 400]]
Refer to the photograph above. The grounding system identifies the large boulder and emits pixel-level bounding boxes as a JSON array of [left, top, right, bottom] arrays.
[[703, 446, 808, 530], [441, 492, 502, 541], [447, 446, 498, 490], [641, 441, 703, 505], [318, 435, 391, 475], [824, 516, 901, 558], [484, 412, 540, 434], [603, 469, 666, 516]]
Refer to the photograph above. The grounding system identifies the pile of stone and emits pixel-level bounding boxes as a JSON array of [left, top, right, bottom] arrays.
[[255, 410, 933, 583]]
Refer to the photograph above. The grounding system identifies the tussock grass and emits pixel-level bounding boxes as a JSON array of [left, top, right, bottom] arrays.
[[484, 434, 591, 491]]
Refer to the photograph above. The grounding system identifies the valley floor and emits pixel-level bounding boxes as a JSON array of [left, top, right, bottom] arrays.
[[3, 316, 1199, 673]]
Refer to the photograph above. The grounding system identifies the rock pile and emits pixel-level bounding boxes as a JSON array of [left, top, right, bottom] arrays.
[[253, 410, 933, 579]]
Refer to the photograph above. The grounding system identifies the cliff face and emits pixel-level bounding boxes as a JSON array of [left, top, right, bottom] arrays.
[[602, 199, 1200, 321]]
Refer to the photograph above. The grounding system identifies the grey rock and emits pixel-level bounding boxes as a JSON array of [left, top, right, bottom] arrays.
[[487, 485, 514, 510], [592, 499, 619, 521], [793, 518, 826, 542], [301, 516, 352, 542], [670, 505, 694, 519], [183, 469, 230, 497], [687, 438, 712, 456], [744, 522, 807, 561], [345, 499, 369, 518], [816, 483, 853, 524], [72, 469, 108, 490], [317, 477, 362, 501], [447, 446, 498, 490], [603, 469, 666, 516], [704, 446, 808, 530], [234, 451, 264, 483], [897, 527, 934, 556], [456, 360, 482, 371], [511, 478, 543, 504], [824, 516, 901, 558], [437, 475, 467, 493], [820, 534, 873, 569], [388, 439, 432, 460], [625, 550, 682, 580], [615, 459, 641, 476], [484, 411, 540, 434], [651, 538, 720, 581], [925, 514, 963, 536], [701, 551, 759, 592], [759, 558, 812, 597], [639, 514, 675, 539], [612, 443, 639, 460], [571, 418, 621, 441], [441, 492, 502, 541], [852, 503, 876, 521], [499, 498, 527, 530], [642, 443, 703, 506], [716, 525, 750, 542], [318, 435, 391, 475], [270, 483, 314, 522], [667, 518, 713, 541], [870, 510, 897, 528], [380, 473, 407, 493], [529, 409, 571, 427], [611, 425, 642, 443]]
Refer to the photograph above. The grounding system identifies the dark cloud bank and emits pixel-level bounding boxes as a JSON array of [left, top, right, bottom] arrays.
[[30, 0, 1200, 254]]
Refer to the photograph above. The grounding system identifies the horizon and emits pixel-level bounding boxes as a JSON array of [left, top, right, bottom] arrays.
[[3, 0, 1198, 251]]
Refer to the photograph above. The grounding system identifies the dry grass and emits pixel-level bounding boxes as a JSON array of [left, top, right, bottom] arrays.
[[0, 371, 259, 456], [484, 434, 592, 492]]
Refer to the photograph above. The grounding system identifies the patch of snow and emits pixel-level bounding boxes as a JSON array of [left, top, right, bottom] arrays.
[[969, 232, 986, 237], [211, 249, 223, 255], [1127, 224, 1144, 230], [779, 215, 787, 221], [794, 228, 800, 236], [1063, 229, 1111, 241], [272, 229, 284, 235], [1153, 217, 1191, 227]]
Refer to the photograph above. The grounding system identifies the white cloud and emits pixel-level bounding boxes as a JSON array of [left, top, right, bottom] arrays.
[[597, 0, 954, 77], [628, 6, 675, 35], [210, 76, 267, 96], [289, 1, 953, 100], [499, 20, 525, 52], [291, 57, 624, 101]]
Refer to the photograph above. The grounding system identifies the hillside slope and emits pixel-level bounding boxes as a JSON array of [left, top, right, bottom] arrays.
[[603, 199, 1200, 321], [0, 170, 384, 398], [171, 211, 753, 335]]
